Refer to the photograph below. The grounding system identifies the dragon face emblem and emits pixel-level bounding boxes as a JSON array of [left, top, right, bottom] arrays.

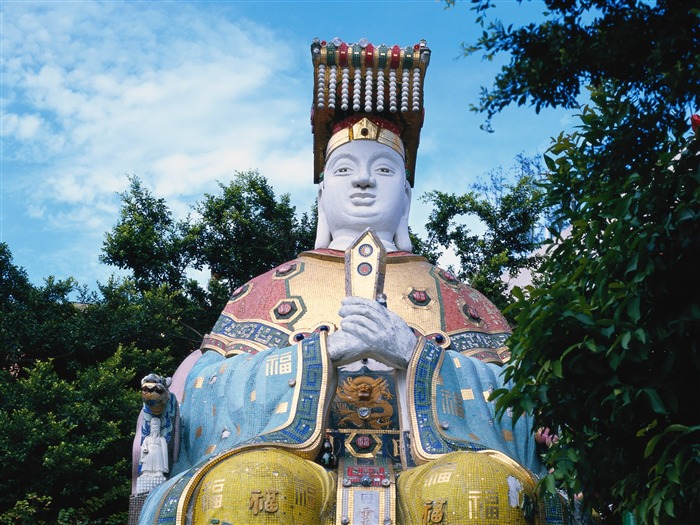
[[335, 376, 394, 429]]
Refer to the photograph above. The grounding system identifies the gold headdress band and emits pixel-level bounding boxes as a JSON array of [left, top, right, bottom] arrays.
[[311, 38, 431, 187], [326, 117, 405, 160]]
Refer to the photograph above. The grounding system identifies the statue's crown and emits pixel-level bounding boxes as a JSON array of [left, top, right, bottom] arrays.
[[311, 38, 431, 187]]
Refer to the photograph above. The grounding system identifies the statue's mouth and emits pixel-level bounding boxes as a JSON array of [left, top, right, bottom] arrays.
[[350, 192, 375, 204]]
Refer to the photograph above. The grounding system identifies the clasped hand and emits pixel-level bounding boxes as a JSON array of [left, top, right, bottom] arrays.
[[327, 296, 418, 369]]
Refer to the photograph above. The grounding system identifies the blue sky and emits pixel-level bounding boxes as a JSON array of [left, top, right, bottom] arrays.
[[1, 0, 574, 288]]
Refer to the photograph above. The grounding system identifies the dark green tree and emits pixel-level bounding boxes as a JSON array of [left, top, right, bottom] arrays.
[[1, 242, 47, 368], [452, 0, 699, 136], [103, 171, 316, 300], [0, 244, 177, 524], [0, 346, 174, 525], [99, 170, 316, 355], [188, 170, 315, 293], [421, 155, 549, 314], [79, 277, 208, 361], [501, 94, 700, 525], [448, 0, 700, 522], [101, 176, 190, 291], [1, 242, 89, 372]]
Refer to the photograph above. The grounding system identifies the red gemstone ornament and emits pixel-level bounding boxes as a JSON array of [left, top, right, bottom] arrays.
[[275, 263, 297, 277], [390, 45, 400, 69], [364, 43, 374, 67], [466, 305, 481, 322], [338, 42, 349, 66], [357, 262, 373, 276], [412, 290, 427, 303], [277, 302, 293, 316], [356, 435, 372, 449]]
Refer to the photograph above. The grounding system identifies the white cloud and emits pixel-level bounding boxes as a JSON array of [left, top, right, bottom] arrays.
[[1, 112, 43, 139], [3, 1, 312, 251], [1, 1, 573, 287]]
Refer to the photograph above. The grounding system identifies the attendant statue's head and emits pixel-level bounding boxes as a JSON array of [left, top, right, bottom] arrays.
[[309, 38, 431, 253], [315, 117, 412, 251]]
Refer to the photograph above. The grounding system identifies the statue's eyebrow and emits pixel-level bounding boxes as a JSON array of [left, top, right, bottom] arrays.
[[327, 149, 402, 167], [327, 153, 356, 165], [367, 150, 403, 168], [370, 153, 399, 163]]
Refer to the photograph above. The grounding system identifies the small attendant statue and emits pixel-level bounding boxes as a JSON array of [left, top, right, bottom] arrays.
[[135, 373, 179, 495]]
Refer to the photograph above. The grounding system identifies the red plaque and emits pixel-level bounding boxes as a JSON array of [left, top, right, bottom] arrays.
[[356, 435, 372, 449]]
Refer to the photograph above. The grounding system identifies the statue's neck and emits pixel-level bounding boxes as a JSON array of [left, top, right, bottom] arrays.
[[327, 230, 398, 252]]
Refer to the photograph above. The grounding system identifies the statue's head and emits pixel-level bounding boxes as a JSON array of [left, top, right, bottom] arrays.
[[315, 117, 412, 251], [309, 38, 431, 252], [140, 373, 171, 416]]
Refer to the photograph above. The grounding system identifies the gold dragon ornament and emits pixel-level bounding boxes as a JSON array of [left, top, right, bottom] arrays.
[[336, 376, 394, 429]]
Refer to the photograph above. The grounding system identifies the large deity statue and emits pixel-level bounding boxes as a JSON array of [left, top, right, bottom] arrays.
[[131, 39, 572, 525]]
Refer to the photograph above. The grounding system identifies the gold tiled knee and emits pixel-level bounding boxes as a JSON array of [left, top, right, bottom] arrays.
[[185, 447, 336, 525], [397, 451, 538, 525]]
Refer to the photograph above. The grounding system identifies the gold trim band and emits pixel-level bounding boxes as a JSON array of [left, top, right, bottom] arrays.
[[326, 117, 405, 160]]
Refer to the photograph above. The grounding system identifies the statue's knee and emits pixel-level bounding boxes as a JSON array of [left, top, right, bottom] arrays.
[[397, 451, 539, 525], [185, 447, 336, 524]]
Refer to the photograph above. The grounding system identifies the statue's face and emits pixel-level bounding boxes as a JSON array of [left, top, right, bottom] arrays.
[[321, 140, 409, 238]]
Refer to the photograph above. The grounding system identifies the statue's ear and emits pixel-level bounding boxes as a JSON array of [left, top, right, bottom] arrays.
[[394, 182, 413, 252], [314, 184, 331, 249]]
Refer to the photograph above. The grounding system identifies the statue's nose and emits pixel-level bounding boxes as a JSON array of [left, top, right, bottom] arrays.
[[352, 168, 375, 189]]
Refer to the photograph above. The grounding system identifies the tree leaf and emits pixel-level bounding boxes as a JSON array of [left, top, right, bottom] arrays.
[[644, 388, 666, 415]]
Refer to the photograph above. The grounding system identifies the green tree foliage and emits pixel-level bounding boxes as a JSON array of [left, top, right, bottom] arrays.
[[102, 176, 190, 291], [0, 170, 317, 522], [1, 242, 197, 372], [100, 170, 318, 354], [1, 244, 130, 374], [1, 244, 79, 369], [0, 244, 177, 523], [421, 155, 549, 314], [502, 94, 700, 525], [452, 0, 699, 134], [0, 346, 174, 525], [102, 170, 315, 300], [98, 170, 317, 353], [450, 1, 700, 523], [188, 170, 315, 293], [84, 278, 209, 361]]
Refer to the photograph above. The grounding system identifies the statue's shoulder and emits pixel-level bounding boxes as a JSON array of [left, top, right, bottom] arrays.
[[221, 254, 316, 319], [430, 264, 511, 334], [200, 251, 347, 356], [382, 255, 512, 363], [384, 254, 511, 334]]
